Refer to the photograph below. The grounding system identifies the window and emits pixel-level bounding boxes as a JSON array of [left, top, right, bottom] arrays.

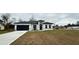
[[45, 25, 47, 28], [49, 25, 51, 28]]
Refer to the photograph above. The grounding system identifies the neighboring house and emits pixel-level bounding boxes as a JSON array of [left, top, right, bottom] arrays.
[[66, 25, 79, 30], [0, 20, 5, 30], [14, 20, 54, 31]]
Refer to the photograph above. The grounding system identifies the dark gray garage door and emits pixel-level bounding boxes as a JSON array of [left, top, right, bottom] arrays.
[[17, 25, 29, 31]]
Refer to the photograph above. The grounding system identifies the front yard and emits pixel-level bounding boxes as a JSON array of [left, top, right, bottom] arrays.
[[11, 30, 79, 45], [0, 30, 14, 34], [0, 31, 10, 34]]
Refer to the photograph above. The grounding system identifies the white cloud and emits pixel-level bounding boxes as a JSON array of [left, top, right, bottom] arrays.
[[55, 18, 78, 26]]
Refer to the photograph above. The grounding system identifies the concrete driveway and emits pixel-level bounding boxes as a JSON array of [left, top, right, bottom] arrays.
[[0, 31, 27, 45]]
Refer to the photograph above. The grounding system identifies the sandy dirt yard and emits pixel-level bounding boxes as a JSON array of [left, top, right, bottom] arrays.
[[11, 30, 79, 45]]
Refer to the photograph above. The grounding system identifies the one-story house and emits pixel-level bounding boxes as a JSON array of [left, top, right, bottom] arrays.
[[0, 20, 5, 30], [66, 24, 79, 30], [14, 20, 54, 31]]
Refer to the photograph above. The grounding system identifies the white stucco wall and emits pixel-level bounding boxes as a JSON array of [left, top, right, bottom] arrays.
[[42, 24, 53, 30], [42, 25, 45, 30], [37, 24, 40, 30], [14, 23, 54, 31], [29, 24, 33, 31], [14, 25, 17, 31]]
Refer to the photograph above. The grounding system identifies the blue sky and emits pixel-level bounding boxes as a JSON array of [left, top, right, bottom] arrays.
[[0, 13, 79, 26]]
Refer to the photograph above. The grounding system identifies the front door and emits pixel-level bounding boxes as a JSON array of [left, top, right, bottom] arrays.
[[33, 25, 36, 30], [40, 24, 42, 30]]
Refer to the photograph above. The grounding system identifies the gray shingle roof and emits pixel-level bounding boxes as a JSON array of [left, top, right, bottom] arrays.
[[14, 20, 53, 25], [43, 22, 53, 24], [14, 21, 38, 24]]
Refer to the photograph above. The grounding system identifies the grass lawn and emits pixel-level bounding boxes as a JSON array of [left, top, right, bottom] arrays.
[[0, 30, 13, 34], [11, 30, 79, 45]]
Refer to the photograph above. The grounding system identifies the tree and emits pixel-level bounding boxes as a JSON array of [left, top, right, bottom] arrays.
[[54, 25, 59, 29], [19, 18, 23, 22], [29, 15, 36, 21], [67, 24, 71, 26], [77, 21, 79, 25], [38, 20, 45, 23], [1, 13, 11, 30], [1, 13, 10, 25], [29, 15, 37, 24]]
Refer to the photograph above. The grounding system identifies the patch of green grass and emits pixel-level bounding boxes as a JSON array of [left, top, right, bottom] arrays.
[[0, 30, 13, 34], [0, 31, 9, 34]]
